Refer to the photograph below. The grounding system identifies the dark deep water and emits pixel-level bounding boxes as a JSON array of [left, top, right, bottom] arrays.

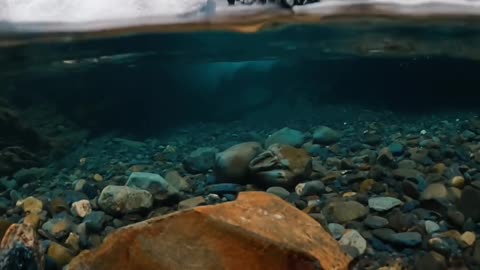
[[2, 24, 480, 136], [3, 21, 480, 270]]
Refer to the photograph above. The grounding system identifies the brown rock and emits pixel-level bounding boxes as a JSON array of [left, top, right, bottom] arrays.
[[18, 196, 43, 214], [0, 224, 44, 270], [67, 192, 352, 270], [48, 242, 75, 267]]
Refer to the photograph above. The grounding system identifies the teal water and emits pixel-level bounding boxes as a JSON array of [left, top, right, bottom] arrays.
[[1, 20, 480, 269]]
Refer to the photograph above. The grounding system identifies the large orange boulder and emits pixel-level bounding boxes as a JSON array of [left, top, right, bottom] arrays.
[[66, 192, 352, 270]]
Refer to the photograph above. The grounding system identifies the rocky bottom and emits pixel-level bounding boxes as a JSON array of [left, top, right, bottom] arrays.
[[0, 107, 480, 269]]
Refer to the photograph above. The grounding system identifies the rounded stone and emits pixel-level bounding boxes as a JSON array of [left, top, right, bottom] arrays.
[[424, 220, 440, 234], [313, 126, 340, 145], [364, 215, 388, 229], [322, 200, 368, 224], [461, 231, 476, 246], [421, 183, 448, 201], [339, 229, 367, 257], [450, 176, 465, 188], [98, 185, 153, 215], [328, 223, 345, 240], [71, 200, 92, 218], [265, 127, 305, 147]]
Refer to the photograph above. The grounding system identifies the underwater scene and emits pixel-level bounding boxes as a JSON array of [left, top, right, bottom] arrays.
[[2, 0, 480, 269]]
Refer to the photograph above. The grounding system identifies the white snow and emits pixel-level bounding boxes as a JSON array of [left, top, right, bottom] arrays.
[[0, 0, 208, 23]]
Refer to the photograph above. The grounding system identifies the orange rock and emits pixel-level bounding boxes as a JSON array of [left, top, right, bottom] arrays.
[[67, 192, 352, 270]]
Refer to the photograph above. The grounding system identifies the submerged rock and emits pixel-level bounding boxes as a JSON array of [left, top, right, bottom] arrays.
[[0, 223, 44, 270], [183, 147, 218, 173], [249, 144, 312, 187], [66, 192, 352, 270], [215, 142, 263, 182], [126, 172, 179, 201], [98, 185, 153, 215], [313, 126, 340, 145], [265, 127, 305, 147]]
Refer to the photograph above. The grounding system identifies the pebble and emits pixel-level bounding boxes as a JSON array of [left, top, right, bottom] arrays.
[[322, 200, 368, 224], [17, 196, 43, 214], [93, 173, 103, 182], [450, 176, 465, 188], [83, 211, 106, 232], [388, 142, 404, 156], [368, 197, 402, 212], [42, 214, 73, 239], [47, 242, 74, 267], [327, 223, 345, 240], [424, 220, 440, 234], [126, 172, 178, 198], [460, 231, 476, 246], [364, 215, 389, 229], [71, 200, 92, 218], [421, 183, 448, 201], [389, 232, 422, 247], [98, 185, 153, 215], [377, 147, 394, 167], [339, 229, 367, 257]]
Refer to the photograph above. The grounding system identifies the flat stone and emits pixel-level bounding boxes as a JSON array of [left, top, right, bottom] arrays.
[[368, 197, 402, 212], [389, 232, 422, 247], [322, 200, 368, 224], [66, 192, 352, 270], [364, 215, 388, 229], [265, 127, 305, 147], [392, 168, 423, 179], [266, 186, 290, 199], [339, 229, 367, 258], [98, 185, 153, 215], [205, 183, 244, 195]]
